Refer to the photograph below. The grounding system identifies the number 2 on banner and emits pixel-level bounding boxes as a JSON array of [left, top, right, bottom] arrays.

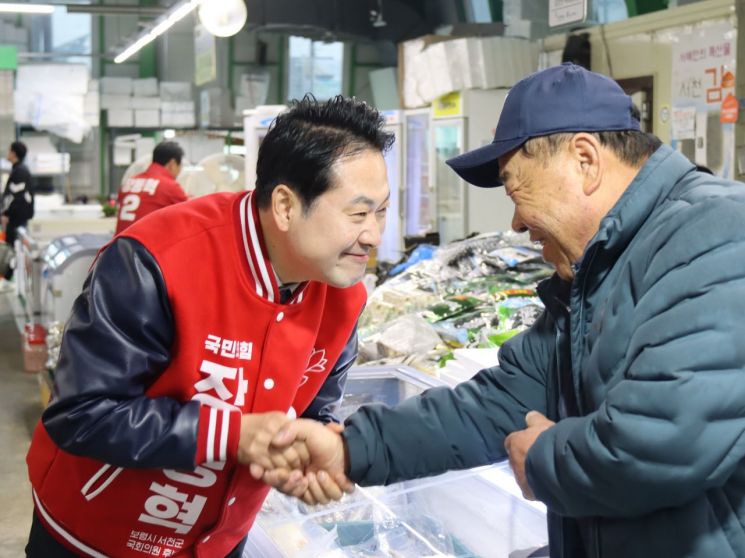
[[119, 194, 141, 222]]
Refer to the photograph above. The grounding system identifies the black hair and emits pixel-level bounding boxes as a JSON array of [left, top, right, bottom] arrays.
[[10, 141, 27, 162], [152, 141, 184, 166], [255, 94, 394, 212]]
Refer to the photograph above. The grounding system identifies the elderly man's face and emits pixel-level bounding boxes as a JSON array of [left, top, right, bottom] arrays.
[[498, 143, 596, 281]]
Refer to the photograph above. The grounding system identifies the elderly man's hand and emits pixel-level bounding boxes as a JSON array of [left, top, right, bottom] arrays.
[[251, 420, 354, 505], [504, 411, 555, 501]]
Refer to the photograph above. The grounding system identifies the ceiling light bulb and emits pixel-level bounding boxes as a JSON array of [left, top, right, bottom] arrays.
[[198, 0, 247, 38]]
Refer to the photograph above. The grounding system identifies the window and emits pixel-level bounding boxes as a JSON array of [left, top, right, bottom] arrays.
[[51, 7, 91, 56], [467, 0, 494, 22], [287, 36, 344, 101]]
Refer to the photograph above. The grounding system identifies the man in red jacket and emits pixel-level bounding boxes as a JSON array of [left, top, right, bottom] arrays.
[[115, 141, 188, 234], [25, 96, 392, 558]]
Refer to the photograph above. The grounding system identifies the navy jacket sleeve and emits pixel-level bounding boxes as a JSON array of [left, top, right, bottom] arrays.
[[342, 311, 555, 486], [42, 237, 201, 470], [301, 327, 358, 424]]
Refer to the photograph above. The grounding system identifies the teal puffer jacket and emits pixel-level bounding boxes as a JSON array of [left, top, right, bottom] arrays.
[[344, 145, 745, 558]]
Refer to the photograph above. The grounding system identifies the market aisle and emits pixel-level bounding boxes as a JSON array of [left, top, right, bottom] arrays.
[[0, 294, 41, 557]]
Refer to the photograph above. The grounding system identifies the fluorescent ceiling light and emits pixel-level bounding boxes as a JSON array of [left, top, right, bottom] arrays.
[[114, 0, 201, 64], [0, 3, 55, 14]]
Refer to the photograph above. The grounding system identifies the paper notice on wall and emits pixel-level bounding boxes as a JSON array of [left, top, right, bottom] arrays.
[[670, 20, 736, 178], [671, 106, 696, 140], [695, 111, 708, 167]]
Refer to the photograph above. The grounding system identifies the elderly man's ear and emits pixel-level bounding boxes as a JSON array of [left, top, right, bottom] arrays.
[[571, 133, 603, 196]]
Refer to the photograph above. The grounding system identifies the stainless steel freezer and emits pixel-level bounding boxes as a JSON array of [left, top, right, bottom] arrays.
[[244, 365, 548, 558]]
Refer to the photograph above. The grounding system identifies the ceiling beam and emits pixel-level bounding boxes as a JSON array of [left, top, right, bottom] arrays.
[[65, 4, 166, 16]]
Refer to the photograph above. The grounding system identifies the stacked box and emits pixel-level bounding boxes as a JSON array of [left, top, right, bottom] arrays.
[[133, 77, 158, 97], [160, 82, 194, 128], [100, 77, 133, 95], [135, 110, 160, 128]]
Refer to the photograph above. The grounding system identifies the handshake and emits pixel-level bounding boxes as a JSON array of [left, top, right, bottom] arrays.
[[238, 412, 355, 506]]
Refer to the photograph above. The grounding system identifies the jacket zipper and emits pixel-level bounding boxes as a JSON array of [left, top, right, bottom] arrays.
[[572, 245, 599, 415], [575, 247, 601, 558]]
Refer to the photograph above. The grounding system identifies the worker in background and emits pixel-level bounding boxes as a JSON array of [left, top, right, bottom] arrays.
[[257, 64, 745, 558], [114, 141, 188, 234], [1, 141, 34, 280], [25, 96, 392, 558]]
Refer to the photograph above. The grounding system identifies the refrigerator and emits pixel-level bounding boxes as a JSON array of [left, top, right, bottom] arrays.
[[244, 365, 548, 558], [40, 233, 112, 325], [403, 108, 436, 238], [431, 89, 514, 244], [377, 110, 404, 264], [243, 105, 287, 190]]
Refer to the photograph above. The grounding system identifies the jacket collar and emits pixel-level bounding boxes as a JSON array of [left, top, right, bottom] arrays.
[[237, 191, 309, 305], [144, 162, 173, 181], [582, 144, 694, 266]]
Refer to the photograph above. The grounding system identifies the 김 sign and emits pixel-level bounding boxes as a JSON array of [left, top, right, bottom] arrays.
[[721, 93, 739, 123]]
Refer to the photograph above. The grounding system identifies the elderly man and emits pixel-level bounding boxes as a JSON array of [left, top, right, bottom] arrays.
[[259, 63, 745, 558]]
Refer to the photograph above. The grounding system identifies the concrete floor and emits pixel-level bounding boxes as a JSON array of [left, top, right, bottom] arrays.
[[0, 294, 42, 557]]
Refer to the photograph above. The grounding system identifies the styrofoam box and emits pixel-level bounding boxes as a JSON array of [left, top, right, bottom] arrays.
[[159, 81, 192, 102], [161, 101, 194, 113], [133, 77, 158, 97], [132, 97, 161, 110], [135, 109, 160, 128], [100, 77, 133, 95], [101, 94, 132, 110], [108, 109, 134, 127], [161, 112, 195, 128]]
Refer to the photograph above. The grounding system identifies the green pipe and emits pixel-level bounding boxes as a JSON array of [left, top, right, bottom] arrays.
[[228, 36, 235, 95], [347, 43, 357, 97]]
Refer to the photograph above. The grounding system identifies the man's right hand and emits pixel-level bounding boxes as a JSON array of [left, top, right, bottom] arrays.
[[252, 419, 354, 505], [237, 412, 308, 471]]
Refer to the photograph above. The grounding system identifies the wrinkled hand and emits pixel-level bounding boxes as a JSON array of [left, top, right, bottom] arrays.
[[504, 411, 555, 501], [250, 420, 354, 505], [237, 412, 308, 471]]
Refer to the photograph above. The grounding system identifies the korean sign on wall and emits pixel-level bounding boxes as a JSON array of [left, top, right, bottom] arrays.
[[671, 20, 736, 178]]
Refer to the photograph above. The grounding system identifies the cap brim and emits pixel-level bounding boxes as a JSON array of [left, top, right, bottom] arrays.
[[446, 137, 527, 188]]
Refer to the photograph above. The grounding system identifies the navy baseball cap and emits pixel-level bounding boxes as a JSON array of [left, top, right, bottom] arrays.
[[446, 63, 640, 188]]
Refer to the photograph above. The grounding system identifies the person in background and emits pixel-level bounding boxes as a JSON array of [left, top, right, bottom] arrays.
[[1, 141, 34, 279], [257, 64, 745, 558], [114, 141, 188, 234], [25, 96, 392, 558]]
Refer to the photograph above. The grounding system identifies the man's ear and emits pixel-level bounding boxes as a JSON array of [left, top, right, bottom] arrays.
[[271, 185, 298, 232], [571, 133, 602, 196]]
